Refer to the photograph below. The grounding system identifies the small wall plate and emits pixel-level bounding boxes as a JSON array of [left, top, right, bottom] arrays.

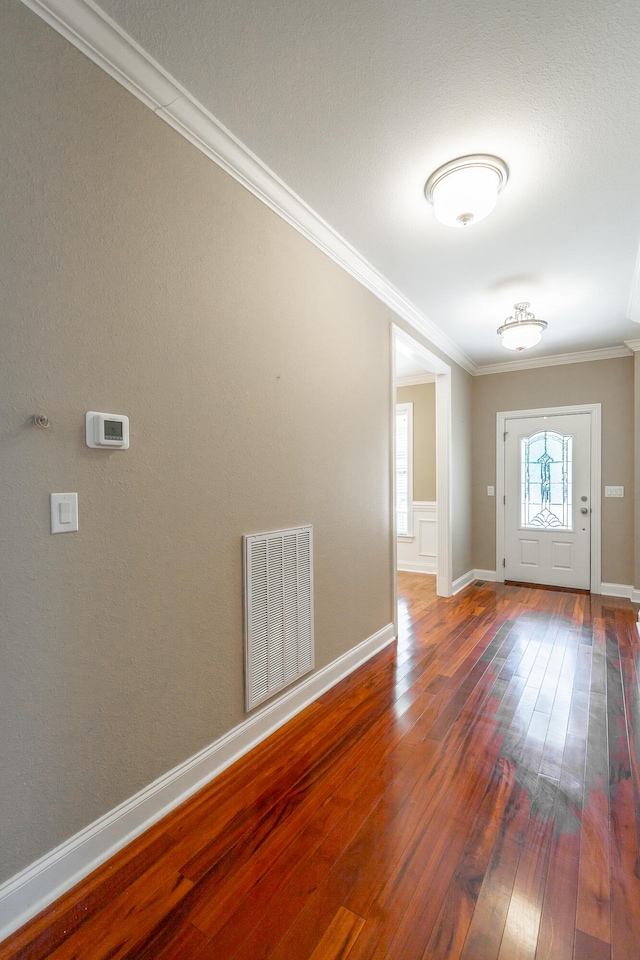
[[86, 411, 129, 449], [51, 492, 78, 533]]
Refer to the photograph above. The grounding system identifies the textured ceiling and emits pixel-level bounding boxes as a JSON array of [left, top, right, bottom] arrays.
[[94, 0, 640, 367]]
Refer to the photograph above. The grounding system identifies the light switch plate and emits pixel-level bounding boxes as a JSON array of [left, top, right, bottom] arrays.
[[604, 485, 624, 498], [51, 493, 78, 533]]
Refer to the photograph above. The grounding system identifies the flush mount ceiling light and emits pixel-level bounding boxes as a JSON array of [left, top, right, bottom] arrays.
[[497, 302, 547, 351], [424, 154, 508, 227]]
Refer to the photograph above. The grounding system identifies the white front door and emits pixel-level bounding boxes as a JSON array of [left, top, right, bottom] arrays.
[[503, 413, 591, 589]]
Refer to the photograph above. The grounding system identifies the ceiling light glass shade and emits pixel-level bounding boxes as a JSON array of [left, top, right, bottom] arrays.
[[424, 155, 508, 227], [497, 302, 547, 351]]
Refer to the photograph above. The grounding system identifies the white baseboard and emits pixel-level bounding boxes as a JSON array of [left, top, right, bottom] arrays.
[[451, 570, 476, 595], [599, 582, 635, 599], [397, 559, 437, 575], [493, 578, 637, 599], [471, 569, 498, 583], [451, 569, 497, 595], [450, 573, 640, 602], [0, 622, 396, 943], [458, 576, 638, 601]]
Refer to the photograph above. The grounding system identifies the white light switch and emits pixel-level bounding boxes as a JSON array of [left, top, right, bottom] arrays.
[[51, 493, 78, 533], [487, 486, 495, 497], [604, 485, 624, 498]]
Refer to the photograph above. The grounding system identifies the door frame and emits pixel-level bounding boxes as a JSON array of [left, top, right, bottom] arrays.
[[392, 325, 452, 601], [496, 403, 601, 593]]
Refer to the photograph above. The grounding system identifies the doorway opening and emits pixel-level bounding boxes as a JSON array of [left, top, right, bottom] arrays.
[[391, 325, 452, 620]]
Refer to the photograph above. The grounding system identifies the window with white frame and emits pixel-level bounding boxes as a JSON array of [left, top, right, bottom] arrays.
[[396, 402, 413, 537]]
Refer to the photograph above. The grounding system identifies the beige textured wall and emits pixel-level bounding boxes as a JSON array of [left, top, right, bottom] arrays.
[[472, 358, 635, 584], [0, 3, 402, 883], [396, 382, 436, 501], [451, 363, 474, 581], [635, 350, 640, 591]]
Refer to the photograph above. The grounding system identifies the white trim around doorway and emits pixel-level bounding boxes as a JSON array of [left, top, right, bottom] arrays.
[[392, 326, 452, 603], [495, 403, 602, 594]]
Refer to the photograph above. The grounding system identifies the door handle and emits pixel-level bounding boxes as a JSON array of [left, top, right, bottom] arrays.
[[580, 507, 588, 514]]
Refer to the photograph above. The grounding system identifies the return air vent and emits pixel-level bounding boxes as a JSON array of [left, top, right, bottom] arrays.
[[243, 525, 314, 711]]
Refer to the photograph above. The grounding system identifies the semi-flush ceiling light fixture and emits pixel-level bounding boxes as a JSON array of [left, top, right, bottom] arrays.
[[424, 154, 508, 227], [497, 302, 547, 351]]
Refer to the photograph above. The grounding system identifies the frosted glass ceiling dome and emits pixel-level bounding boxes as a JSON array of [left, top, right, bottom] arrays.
[[497, 302, 548, 351], [424, 155, 509, 227]]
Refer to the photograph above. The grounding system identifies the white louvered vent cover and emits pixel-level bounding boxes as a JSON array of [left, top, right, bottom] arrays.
[[244, 525, 314, 711]]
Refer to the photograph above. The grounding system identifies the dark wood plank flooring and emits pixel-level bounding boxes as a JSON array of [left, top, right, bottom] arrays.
[[1, 574, 639, 959]]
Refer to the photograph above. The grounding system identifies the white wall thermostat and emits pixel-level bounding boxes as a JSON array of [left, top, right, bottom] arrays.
[[86, 411, 129, 449]]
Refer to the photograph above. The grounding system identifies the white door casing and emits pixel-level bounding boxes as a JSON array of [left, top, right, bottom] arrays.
[[504, 414, 591, 588], [392, 325, 452, 600], [496, 404, 601, 593]]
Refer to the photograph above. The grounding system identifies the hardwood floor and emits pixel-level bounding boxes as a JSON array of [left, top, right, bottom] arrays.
[[2, 574, 639, 959]]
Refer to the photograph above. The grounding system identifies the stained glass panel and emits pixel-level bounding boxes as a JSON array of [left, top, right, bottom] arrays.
[[520, 430, 572, 529]]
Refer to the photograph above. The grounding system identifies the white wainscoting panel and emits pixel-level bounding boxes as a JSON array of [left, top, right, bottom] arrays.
[[397, 501, 437, 574]]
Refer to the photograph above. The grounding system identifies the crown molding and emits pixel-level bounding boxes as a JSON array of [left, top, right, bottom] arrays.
[[17, 0, 637, 381], [625, 338, 640, 352], [627, 241, 640, 323], [474, 344, 632, 376], [18, 0, 181, 110], [19, 0, 476, 375]]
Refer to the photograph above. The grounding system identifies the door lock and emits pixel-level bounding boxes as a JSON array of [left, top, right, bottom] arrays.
[[580, 495, 588, 502]]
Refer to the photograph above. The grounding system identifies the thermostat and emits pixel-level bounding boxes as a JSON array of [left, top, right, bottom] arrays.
[[86, 411, 129, 449]]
